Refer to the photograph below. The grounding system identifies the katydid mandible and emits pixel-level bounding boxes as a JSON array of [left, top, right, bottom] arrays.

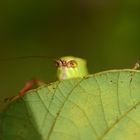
[[5, 56, 89, 102]]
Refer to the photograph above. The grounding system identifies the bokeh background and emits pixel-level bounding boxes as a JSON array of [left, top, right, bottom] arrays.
[[0, 0, 140, 109]]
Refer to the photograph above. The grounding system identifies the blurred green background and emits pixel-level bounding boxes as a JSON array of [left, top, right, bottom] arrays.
[[0, 0, 140, 109]]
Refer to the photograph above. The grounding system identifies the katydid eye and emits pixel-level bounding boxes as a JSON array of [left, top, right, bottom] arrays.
[[68, 60, 77, 68], [55, 60, 61, 67]]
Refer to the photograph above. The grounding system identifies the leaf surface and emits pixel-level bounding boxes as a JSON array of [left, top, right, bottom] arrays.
[[1, 69, 140, 140]]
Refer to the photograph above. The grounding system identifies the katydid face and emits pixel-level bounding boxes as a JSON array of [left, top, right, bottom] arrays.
[[55, 56, 89, 80]]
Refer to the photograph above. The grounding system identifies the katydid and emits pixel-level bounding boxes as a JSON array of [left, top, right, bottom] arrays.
[[4, 56, 89, 102], [56, 56, 88, 80]]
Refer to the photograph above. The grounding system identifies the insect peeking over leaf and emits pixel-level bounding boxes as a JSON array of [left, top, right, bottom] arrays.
[[4, 56, 89, 102]]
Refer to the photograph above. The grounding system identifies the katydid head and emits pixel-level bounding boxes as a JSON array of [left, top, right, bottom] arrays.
[[55, 56, 89, 80]]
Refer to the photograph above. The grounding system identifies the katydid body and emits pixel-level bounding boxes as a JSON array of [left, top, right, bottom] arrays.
[[5, 56, 88, 102]]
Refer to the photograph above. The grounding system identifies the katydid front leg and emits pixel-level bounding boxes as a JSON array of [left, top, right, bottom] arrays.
[[5, 56, 88, 102], [4, 79, 45, 102]]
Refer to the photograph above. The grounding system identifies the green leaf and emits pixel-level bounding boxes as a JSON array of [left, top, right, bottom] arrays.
[[1, 69, 140, 140]]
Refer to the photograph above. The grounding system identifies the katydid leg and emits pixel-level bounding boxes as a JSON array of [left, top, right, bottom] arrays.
[[18, 79, 45, 96], [4, 79, 45, 102], [132, 60, 140, 70]]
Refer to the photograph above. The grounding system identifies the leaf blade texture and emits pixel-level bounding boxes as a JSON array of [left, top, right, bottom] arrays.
[[1, 69, 140, 140]]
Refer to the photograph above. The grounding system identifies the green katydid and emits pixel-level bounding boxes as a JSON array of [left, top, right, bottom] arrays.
[[4, 56, 140, 102], [4, 56, 89, 102], [56, 56, 88, 80]]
